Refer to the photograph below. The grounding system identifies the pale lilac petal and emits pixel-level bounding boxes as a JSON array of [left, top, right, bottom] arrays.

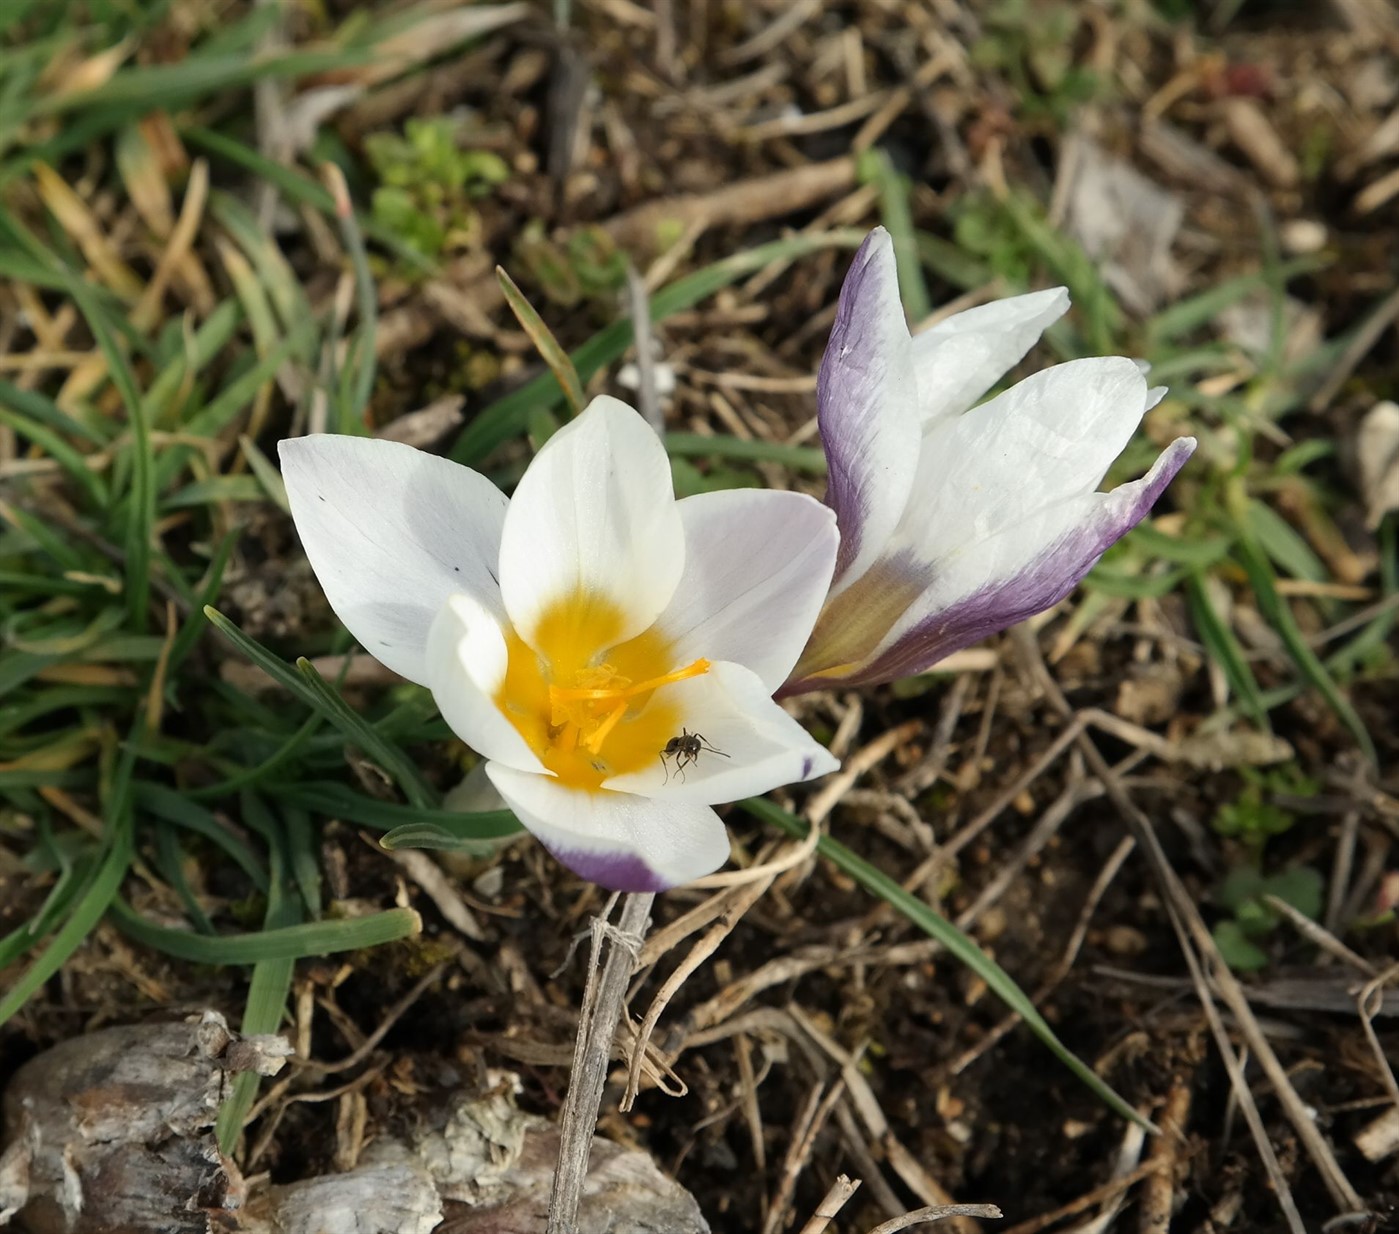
[[833, 437, 1197, 687], [818, 229, 921, 590], [485, 764, 731, 891], [604, 661, 838, 802], [655, 490, 838, 692], [889, 357, 1153, 565], [279, 435, 507, 687], [911, 287, 1069, 423], [426, 594, 545, 774], [498, 396, 683, 652]]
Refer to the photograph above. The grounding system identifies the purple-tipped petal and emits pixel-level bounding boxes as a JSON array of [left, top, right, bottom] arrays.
[[856, 437, 1197, 684], [547, 849, 674, 894], [484, 764, 731, 891], [892, 357, 1154, 566], [818, 229, 921, 589], [786, 437, 1197, 692]]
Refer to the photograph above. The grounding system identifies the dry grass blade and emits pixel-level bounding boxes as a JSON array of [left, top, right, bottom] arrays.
[[621, 875, 771, 1109], [864, 1206, 1004, 1234], [1262, 893, 1376, 974], [1015, 629, 1367, 1224], [998, 1159, 1168, 1234], [763, 1079, 848, 1234], [797, 1175, 862, 1234], [1355, 964, 1399, 1111], [497, 265, 585, 414]]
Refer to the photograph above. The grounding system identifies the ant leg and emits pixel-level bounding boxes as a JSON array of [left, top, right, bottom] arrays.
[[697, 734, 730, 758]]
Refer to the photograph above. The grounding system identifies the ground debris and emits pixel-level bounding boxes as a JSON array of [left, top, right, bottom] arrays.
[[0, 1014, 247, 1234], [2, 1031, 708, 1234], [1063, 135, 1183, 316], [252, 1073, 708, 1234]]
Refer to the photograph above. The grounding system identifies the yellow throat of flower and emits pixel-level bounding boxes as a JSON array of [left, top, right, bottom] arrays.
[[495, 593, 709, 790]]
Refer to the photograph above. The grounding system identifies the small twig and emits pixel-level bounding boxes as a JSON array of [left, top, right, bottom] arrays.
[[1356, 964, 1399, 1111], [1263, 893, 1376, 975], [1139, 1079, 1193, 1234], [622, 876, 769, 1109], [301, 962, 448, 1075], [763, 1079, 848, 1234], [865, 1205, 1003, 1234], [999, 1159, 1167, 1234], [1308, 284, 1399, 411], [1324, 810, 1360, 937], [624, 262, 665, 435], [1015, 628, 1366, 1223], [798, 1175, 863, 1234], [546, 891, 653, 1234]]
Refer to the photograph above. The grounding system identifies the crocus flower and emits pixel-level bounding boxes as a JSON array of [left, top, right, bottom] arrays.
[[784, 228, 1197, 693], [280, 397, 839, 892]]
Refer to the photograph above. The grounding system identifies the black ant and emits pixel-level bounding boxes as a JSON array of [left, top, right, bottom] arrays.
[[660, 728, 728, 783]]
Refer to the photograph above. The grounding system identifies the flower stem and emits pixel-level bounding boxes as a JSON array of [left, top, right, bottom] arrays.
[[546, 890, 654, 1234]]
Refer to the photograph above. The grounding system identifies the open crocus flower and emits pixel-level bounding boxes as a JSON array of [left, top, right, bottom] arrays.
[[280, 397, 839, 892], [783, 228, 1197, 694]]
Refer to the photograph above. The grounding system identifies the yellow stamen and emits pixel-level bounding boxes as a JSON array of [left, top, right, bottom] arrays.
[[550, 658, 711, 703], [583, 702, 627, 752], [496, 594, 709, 790]]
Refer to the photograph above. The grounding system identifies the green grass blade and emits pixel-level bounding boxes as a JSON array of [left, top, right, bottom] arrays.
[[1185, 571, 1268, 725], [110, 900, 421, 964], [0, 810, 134, 1029], [1235, 532, 1378, 765], [859, 149, 930, 322], [52, 260, 154, 630], [136, 782, 269, 892], [498, 265, 585, 413], [274, 780, 519, 838], [743, 795, 1153, 1131], [183, 126, 435, 272], [293, 658, 435, 808], [664, 433, 827, 472], [214, 792, 302, 1151], [202, 607, 436, 808]]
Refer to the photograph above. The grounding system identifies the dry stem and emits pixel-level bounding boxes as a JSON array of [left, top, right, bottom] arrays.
[[546, 891, 654, 1234]]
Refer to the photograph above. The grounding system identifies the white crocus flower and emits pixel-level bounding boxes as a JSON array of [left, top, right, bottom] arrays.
[[784, 228, 1198, 694], [280, 397, 839, 891]]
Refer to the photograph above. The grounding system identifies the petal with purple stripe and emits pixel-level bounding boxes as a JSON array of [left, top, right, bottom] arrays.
[[817, 229, 921, 590], [849, 436, 1198, 685], [484, 764, 731, 891], [888, 357, 1154, 566]]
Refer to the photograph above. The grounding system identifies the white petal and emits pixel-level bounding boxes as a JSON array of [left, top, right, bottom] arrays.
[[605, 662, 838, 802], [279, 435, 507, 687], [911, 287, 1069, 422], [426, 593, 545, 774], [655, 490, 838, 692], [498, 396, 683, 652], [889, 356, 1151, 564], [818, 229, 922, 593], [485, 764, 731, 891]]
